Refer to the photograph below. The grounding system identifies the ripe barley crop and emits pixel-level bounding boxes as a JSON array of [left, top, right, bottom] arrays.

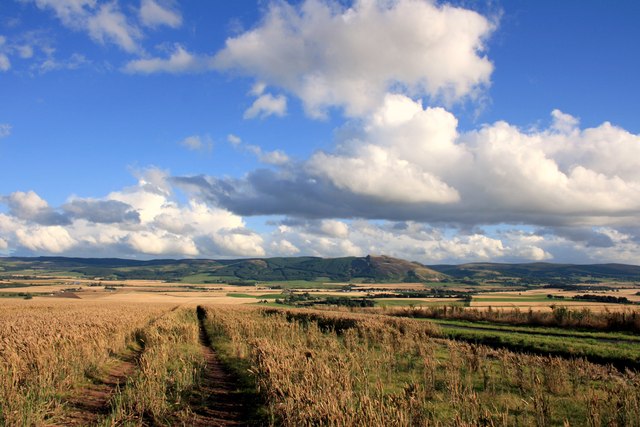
[[0, 299, 171, 426], [202, 305, 640, 426]]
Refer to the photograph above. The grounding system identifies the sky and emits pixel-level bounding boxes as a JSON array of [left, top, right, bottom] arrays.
[[0, 0, 639, 264]]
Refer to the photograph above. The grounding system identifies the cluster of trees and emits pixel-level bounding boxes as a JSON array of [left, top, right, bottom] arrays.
[[275, 292, 375, 308], [571, 294, 631, 304], [371, 289, 472, 299], [319, 297, 375, 308]]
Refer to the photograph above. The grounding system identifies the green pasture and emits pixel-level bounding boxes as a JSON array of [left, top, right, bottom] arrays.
[[430, 320, 640, 368], [227, 293, 287, 299], [375, 299, 467, 307]]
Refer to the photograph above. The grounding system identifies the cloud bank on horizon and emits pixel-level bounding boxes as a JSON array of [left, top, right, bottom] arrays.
[[1, 0, 639, 264]]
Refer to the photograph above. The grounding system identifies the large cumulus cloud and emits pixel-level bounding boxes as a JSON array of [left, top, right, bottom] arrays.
[[174, 95, 640, 229], [0, 169, 265, 258], [6, 0, 640, 264], [214, 0, 494, 117], [132, 0, 495, 117]]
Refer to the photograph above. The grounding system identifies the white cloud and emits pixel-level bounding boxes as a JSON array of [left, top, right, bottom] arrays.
[[227, 134, 242, 146], [1, 178, 639, 262], [210, 230, 265, 257], [266, 220, 553, 263], [186, 102, 640, 229], [320, 219, 349, 238], [0, 169, 268, 258], [228, 134, 290, 165], [439, 234, 505, 261], [32, 0, 96, 26], [3, 191, 69, 226], [583, 228, 640, 264], [128, 231, 198, 256], [0, 54, 9, 71], [16, 226, 76, 253], [270, 238, 300, 256], [0, 124, 11, 138], [551, 109, 579, 134], [38, 53, 89, 73], [124, 44, 205, 73], [6, 191, 49, 216], [246, 145, 290, 166], [179, 134, 213, 152], [87, 2, 141, 52], [139, 0, 182, 29], [0, 213, 20, 235], [463, 116, 640, 219], [18, 45, 34, 59], [0, 36, 10, 71], [31, 0, 141, 52], [214, 0, 495, 117], [250, 81, 267, 96], [308, 144, 460, 204], [180, 135, 203, 150], [243, 93, 287, 119], [304, 95, 465, 204]]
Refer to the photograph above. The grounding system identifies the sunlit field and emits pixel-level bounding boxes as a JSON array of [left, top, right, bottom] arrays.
[[2, 295, 639, 426], [202, 305, 640, 426]]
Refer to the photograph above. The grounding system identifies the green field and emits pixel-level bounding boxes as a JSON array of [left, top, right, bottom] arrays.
[[227, 293, 287, 299], [420, 318, 640, 368], [429, 318, 640, 342], [472, 295, 552, 303], [374, 299, 467, 307], [263, 280, 344, 289], [179, 273, 227, 284], [0, 292, 35, 298], [0, 283, 33, 289]]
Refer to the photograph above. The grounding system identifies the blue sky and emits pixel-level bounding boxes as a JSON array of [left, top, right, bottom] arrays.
[[0, 0, 639, 264]]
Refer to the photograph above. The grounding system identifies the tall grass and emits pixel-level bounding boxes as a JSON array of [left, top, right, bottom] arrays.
[[202, 305, 640, 426], [103, 307, 205, 425], [0, 300, 170, 426]]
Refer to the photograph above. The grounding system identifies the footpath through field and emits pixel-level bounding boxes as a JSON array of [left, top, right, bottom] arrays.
[[56, 305, 261, 426], [58, 341, 143, 426], [187, 306, 259, 426]]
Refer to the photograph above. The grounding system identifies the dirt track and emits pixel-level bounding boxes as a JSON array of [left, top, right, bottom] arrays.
[[54, 306, 260, 426], [187, 307, 259, 426], [59, 343, 142, 425]]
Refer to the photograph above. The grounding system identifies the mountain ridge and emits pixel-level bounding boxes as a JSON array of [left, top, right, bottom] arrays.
[[1, 256, 639, 282]]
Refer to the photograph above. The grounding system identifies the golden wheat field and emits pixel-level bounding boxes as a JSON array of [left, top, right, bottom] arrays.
[[2, 298, 640, 426], [201, 305, 640, 426], [0, 299, 174, 425]]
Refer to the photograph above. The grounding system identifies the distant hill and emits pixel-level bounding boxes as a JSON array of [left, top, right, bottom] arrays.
[[0, 255, 444, 283], [428, 262, 640, 281], [1, 256, 638, 283]]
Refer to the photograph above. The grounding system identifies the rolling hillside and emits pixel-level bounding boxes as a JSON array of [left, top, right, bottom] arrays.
[[428, 262, 640, 281], [0, 255, 443, 282], [1, 256, 639, 283]]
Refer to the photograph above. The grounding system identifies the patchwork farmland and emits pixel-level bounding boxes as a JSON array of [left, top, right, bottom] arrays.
[[1, 256, 640, 425]]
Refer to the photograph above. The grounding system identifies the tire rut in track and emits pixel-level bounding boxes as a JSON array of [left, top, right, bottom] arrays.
[[55, 307, 179, 426], [188, 306, 260, 427], [57, 339, 144, 426]]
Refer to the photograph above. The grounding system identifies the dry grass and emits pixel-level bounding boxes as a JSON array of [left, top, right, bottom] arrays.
[[469, 301, 637, 312], [202, 305, 640, 426], [104, 307, 205, 425], [0, 299, 172, 425], [91, 291, 257, 305]]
